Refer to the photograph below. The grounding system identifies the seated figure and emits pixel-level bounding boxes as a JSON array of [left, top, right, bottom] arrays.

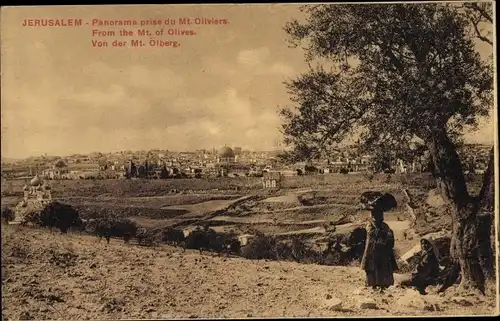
[[401, 238, 441, 294]]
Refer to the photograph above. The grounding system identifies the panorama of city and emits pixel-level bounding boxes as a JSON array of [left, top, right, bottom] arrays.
[[1, 2, 497, 319], [0, 143, 494, 180]]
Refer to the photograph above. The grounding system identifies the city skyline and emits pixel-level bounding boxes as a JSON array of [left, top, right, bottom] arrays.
[[1, 140, 494, 163], [1, 4, 495, 159]]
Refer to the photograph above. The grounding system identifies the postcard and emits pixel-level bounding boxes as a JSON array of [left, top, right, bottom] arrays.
[[1, 2, 497, 319]]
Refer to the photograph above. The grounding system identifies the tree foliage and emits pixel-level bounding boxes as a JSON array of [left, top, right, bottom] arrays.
[[280, 3, 493, 160], [460, 2, 493, 47], [280, 3, 494, 292], [30, 202, 80, 233]]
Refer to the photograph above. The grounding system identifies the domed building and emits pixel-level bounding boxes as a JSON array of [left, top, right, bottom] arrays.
[[210, 146, 252, 178], [7, 175, 53, 225], [42, 158, 70, 180], [217, 146, 236, 164], [23, 174, 52, 202], [54, 159, 68, 168]]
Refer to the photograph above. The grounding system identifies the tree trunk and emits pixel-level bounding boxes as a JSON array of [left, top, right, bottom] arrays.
[[450, 202, 485, 293], [426, 129, 486, 293]]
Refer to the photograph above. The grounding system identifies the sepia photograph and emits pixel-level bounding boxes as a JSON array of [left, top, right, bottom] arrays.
[[0, 1, 498, 319]]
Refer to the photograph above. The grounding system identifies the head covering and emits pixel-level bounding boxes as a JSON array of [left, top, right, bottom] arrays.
[[360, 191, 397, 212], [421, 237, 440, 261], [359, 191, 384, 209], [376, 193, 398, 212]]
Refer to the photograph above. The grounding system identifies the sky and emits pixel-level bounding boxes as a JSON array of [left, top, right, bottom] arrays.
[[0, 4, 496, 159]]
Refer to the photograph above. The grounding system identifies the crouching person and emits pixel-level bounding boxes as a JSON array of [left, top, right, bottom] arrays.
[[401, 238, 440, 295]]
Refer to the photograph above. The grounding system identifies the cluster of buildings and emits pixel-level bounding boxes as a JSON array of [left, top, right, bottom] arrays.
[[1, 143, 493, 182], [123, 146, 265, 179]]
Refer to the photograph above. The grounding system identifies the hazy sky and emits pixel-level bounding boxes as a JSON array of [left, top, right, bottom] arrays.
[[1, 4, 495, 159]]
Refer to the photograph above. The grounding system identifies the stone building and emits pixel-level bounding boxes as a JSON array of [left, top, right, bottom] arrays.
[[217, 146, 236, 163], [262, 171, 281, 190], [10, 174, 52, 224], [42, 159, 69, 179], [23, 174, 52, 202]]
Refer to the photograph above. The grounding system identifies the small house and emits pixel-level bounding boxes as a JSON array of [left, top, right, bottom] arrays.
[[262, 171, 281, 190]]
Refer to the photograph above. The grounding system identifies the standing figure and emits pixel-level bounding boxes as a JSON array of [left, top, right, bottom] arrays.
[[360, 193, 398, 292], [401, 238, 440, 294]]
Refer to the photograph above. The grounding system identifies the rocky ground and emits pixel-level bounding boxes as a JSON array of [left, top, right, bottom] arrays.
[[2, 225, 497, 320]]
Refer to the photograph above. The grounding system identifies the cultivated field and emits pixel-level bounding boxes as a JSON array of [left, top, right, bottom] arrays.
[[0, 173, 486, 251], [1, 172, 494, 319]]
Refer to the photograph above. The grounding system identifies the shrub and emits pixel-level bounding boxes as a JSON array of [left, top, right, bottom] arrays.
[[1, 206, 15, 223], [23, 210, 43, 226], [317, 227, 367, 266], [183, 227, 241, 255], [160, 227, 185, 246], [135, 227, 160, 247], [40, 202, 80, 233], [240, 232, 279, 260], [86, 214, 138, 244], [24, 202, 80, 233], [288, 237, 317, 263]]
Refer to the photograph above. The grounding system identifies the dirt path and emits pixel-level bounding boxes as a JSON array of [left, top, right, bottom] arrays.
[[163, 196, 255, 219], [2, 226, 496, 319], [274, 226, 326, 236]]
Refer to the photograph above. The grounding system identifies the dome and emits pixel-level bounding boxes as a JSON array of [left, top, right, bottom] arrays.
[[54, 159, 68, 168], [30, 175, 43, 186], [218, 146, 235, 158]]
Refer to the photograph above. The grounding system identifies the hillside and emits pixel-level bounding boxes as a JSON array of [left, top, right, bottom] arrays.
[[1, 225, 497, 319]]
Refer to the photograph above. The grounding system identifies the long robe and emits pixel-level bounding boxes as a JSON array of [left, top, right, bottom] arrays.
[[402, 239, 440, 291], [360, 221, 398, 287]]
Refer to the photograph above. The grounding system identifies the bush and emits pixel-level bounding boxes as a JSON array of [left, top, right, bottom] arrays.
[[85, 214, 138, 244], [23, 210, 43, 226], [184, 227, 210, 252], [240, 233, 320, 263], [240, 232, 279, 260], [24, 202, 80, 233], [183, 227, 241, 255], [1, 206, 15, 223], [288, 237, 318, 263], [160, 227, 185, 246], [42, 202, 80, 233], [135, 227, 160, 247]]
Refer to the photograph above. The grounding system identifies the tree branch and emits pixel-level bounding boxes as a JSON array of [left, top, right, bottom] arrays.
[[472, 20, 493, 46], [460, 3, 493, 46], [465, 3, 493, 24]]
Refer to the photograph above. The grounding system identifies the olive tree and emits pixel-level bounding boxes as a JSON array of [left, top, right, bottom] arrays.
[[280, 3, 494, 292]]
